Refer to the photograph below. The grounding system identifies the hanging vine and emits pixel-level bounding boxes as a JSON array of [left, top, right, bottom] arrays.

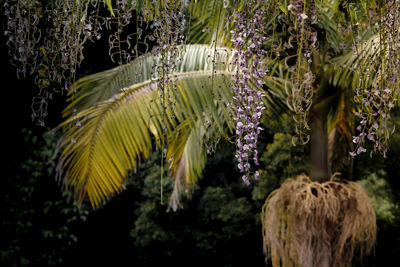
[[4, 0, 42, 79], [351, 0, 400, 157], [3, 0, 142, 125], [285, 0, 318, 145], [106, 0, 136, 64], [147, 0, 186, 203]]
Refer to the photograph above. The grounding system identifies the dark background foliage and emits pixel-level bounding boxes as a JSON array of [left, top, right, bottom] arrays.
[[1, 9, 400, 267], [2, 102, 400, 267]]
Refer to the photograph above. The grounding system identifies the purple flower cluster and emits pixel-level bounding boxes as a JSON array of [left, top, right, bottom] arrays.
[[350, 1, 400, 157], [231, 0, 266, 185], [350, 84, 394, 157]]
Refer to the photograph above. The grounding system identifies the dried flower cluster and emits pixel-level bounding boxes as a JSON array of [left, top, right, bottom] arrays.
[[203, 45, 230, 155], [147, 0, 186, 202], [149, 0, 185, 129], [351, 0, 400, 157], [106, 0, 136, 64], [231, 0, 266, 185], [285, 0, 318, 145], [203, 2, 224, 154], [3, 0, 147, 125], [4, 0, 41, 79]]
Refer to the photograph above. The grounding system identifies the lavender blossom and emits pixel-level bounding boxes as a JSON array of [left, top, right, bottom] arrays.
[[231, 0, 265, 184], [351, 0, 400, 157]]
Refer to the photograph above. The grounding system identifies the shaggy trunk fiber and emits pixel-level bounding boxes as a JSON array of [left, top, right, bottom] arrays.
[[262, 92, 376, 267], [262, 176, 376, 267]]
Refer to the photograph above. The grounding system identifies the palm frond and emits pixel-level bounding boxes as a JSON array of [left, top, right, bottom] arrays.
[[58, 45, 236, 207], [187, 0, 232, 46], [166, 74, 235, 210], [65, 45, 233, 115], [167, 121, 208, 211], [331, 32, 381, 91], [58, 41, 291, 207], [186, 0, 269, 46]]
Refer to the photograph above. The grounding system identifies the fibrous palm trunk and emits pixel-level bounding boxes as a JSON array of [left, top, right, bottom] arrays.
[[309, 94, 333, 267], [310, 101, 331, 183]]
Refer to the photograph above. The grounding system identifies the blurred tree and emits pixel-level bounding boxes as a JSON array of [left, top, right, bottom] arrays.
[[0, 129, 89, 266], [128, 145, 265, 267], [1, 115, 399, 267]]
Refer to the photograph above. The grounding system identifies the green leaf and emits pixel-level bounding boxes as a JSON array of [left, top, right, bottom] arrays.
[[278, 0, 288, 14], [104, 0, 115, 16], [58, 45, 236, 207]]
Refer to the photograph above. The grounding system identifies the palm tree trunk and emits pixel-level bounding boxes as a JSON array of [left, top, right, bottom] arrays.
[[310, 103, 331, 183], [310, 100, 332, 267]]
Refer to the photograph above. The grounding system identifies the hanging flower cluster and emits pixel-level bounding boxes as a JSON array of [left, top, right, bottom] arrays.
[[203, 0, 228, 154], [4, 0, 41, 79], [106, 0, 136, 64], [285, 0, 318, 145], [231, 0, 266, 186], [146, 0, 186, 203], [3, 0, 94, 124], [351, 0, 400, 157], [3, 0, 147, 125], [149, 0, 186, 125], [43, 1, 92, 85]]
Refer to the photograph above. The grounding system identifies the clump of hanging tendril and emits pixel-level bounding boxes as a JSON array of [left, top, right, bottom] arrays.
[[350, 0, 400, 158], [285, 0, 318, 146], [3, 0, 146, 126], [147, 0, 186, 203]]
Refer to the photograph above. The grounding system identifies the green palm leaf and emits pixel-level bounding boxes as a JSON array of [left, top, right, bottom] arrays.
[[66, 45, 233, 115], [187, 0, 232, 45], [58, 45, 236, 207], [167, 114, 225, 211]]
